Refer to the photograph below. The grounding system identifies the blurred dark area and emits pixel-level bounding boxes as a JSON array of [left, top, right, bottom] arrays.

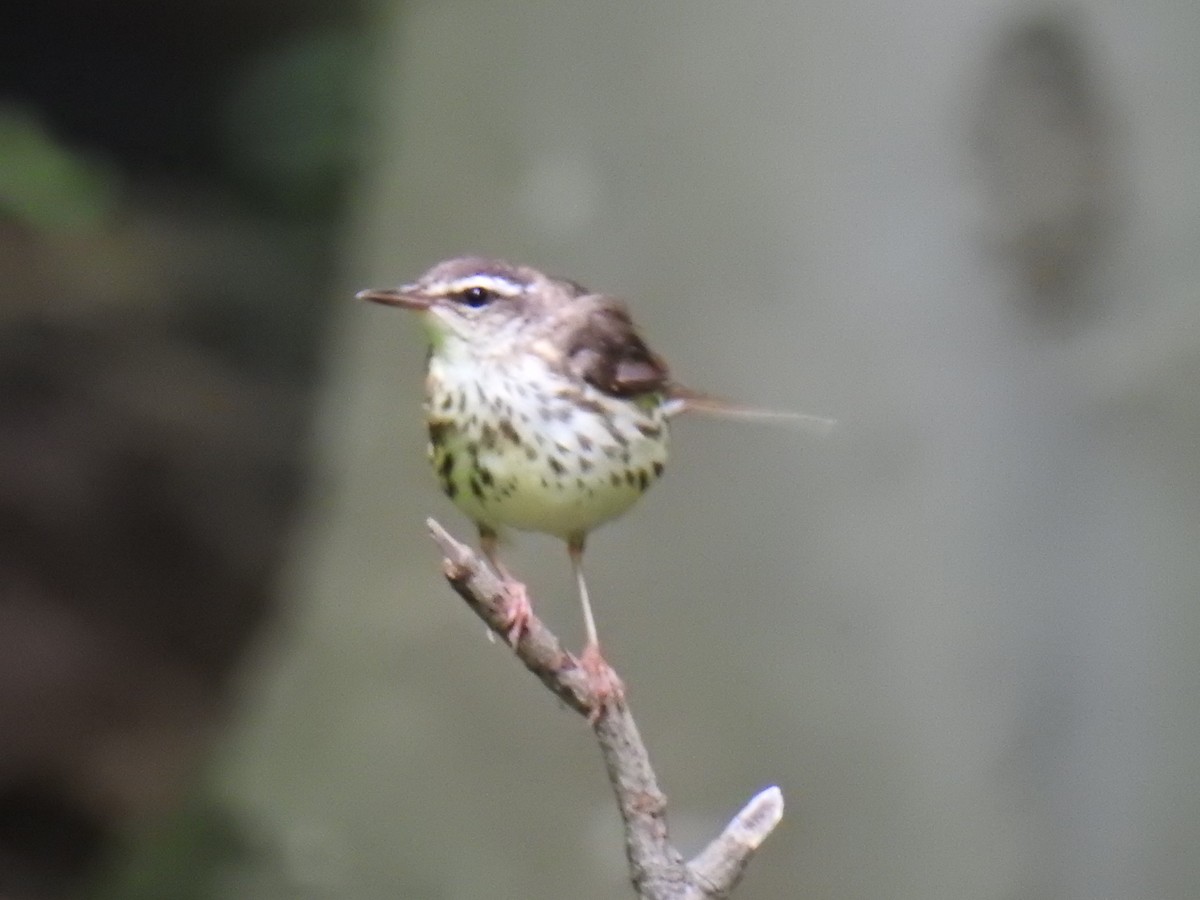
[[2, 1, 362, 206], [1, 0, 371, 896], [972, 13, 1119, 326], [0, 312, 305, 898]]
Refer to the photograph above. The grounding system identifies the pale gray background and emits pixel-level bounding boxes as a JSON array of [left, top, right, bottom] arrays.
[[218, 2, 1199, 898]]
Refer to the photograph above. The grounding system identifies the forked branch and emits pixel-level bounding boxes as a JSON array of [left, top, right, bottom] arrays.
[[426, 518, 784, 899]]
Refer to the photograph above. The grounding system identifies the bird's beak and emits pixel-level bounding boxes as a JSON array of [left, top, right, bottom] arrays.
[[355, 285, 432, 311]]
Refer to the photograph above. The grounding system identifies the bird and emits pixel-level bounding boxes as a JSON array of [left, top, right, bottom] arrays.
[[357, 256, 832, 707]]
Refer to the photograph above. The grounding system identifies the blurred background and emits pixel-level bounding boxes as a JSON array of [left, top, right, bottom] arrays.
[[2, 1, 1198, 898]]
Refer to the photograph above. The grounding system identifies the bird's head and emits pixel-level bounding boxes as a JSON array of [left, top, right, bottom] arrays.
[[357, 257, 579, 357]]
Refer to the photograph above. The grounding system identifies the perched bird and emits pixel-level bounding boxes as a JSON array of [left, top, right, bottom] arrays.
[[358, 257, 830, 704]]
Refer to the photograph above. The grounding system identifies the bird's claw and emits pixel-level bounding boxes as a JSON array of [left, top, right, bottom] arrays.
[[498, 579, 533, 646], [580, 642, 625, 723]]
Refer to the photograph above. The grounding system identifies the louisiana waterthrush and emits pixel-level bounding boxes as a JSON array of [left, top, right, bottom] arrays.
[[358, 256, 831, 703]]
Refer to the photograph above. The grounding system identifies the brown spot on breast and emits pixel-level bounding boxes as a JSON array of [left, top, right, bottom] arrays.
[[498, 419, 521, 444], [480, 424, 497, 449], [549, 457, 567, 476], [652, 461, 664, 478], [439, 453, 455, 479], [636, 422, 662, 439], [603, 419, 630, 447], [428, 420, 450, 444], [577, 434, 593, 452], [637, 469, 649, 491]]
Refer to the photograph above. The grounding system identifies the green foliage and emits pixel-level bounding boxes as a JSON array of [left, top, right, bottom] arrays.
[[90, 795, 258, 900], [220, 28, 368, 216], [0, 108, 119, 231]]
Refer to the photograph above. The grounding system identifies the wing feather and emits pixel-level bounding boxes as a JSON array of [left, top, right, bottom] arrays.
[[564, 295, 669, 398]]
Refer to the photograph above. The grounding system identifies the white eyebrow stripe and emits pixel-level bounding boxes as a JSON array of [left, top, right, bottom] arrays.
[[432, 274, 524, 297]]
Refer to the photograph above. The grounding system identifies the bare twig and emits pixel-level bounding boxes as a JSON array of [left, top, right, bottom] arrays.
[[426, 518, 784, 899]]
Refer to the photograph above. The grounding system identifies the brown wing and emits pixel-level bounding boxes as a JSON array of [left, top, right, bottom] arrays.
[[564, 295, 669, 398]]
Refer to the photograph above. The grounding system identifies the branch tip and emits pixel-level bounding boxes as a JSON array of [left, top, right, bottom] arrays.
[[422, 521, 783, 898], [730, 786, 784, 849]]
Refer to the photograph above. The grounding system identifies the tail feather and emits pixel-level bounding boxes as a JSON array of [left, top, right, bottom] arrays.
[[664, 385, 837, 435]]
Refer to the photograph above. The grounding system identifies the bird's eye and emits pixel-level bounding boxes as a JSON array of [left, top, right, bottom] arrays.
[[456, 286, 495, 308]]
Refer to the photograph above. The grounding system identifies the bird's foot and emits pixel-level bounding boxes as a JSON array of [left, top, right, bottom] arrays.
[[498, 578, 533, 646], [579, 642, 625, 723]]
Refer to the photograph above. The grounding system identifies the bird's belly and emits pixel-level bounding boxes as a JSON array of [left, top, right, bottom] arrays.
[[477, 455, 648, 537], [426, 398, 669, 540]]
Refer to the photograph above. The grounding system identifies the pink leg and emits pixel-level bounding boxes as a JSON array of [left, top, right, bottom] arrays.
[[569, 537, 625, 720], [497, 579, 532, 646], [579, 641, 625, 721], [480, 528, 532, 646]]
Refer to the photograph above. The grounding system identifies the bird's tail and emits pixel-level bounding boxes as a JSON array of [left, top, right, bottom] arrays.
[[663, 384, 837, 435]]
